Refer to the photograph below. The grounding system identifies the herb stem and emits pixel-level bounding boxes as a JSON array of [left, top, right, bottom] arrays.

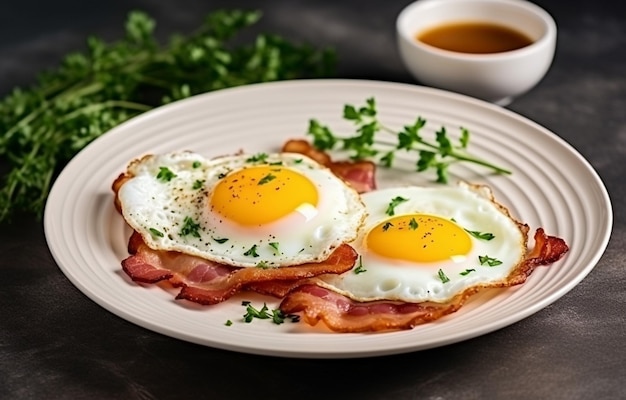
[[379, 123, 510, 174], [2, 81, 104, 145], [58, 100, 152, 124]]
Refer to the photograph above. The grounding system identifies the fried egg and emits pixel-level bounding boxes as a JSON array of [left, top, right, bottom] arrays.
[[316, 183, 528, 303], [116, 151, 366, 268]]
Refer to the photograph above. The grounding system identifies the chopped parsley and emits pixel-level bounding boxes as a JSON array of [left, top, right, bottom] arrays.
[[382, 221, 394, 231], [244, 244, 260, 257], [466, 230, 495, 241], [246, 153, 268, 163], [409, 217, 419, 230], [212, 237, 229, 244], [258, 173, 277, 185], [192, 179, 205, 190], [385, 196, 408, 216], [269, 242, 280, 254], [479, 255, 503, 267], [438, 268, 450, 283], [241, 301, 299, 324], [460, 268, 476, 276], [180, 216, 201, 238], [354, 256, 367, 274], [225, 320, 233, 326], [149, 228, 164, 237], [192, 161, 201, 168], [156, 166, 177, 182]]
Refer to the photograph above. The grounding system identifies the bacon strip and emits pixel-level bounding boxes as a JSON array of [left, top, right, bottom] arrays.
[[121, 232, 358, 305], [489, 227, 570, 287], [279, 228, 569, 332], [282, 139, 376, 192], [279, 284, 475, 332], [244, 280, 306, 298]]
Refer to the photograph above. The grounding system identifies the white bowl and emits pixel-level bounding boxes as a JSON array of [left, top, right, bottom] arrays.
[[396, 0, 557, 105]]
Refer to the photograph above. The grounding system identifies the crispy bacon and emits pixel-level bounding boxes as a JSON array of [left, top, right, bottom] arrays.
[[120, 231, 358, 305], [328, 161, 377, 193], [244, 280, 306, 298], [279, 284, 472, 332], [282, 139, 376, 192], [281, 138, 332, 166], [279, 228, 569, 332], [495, 227, 570, 287], [122, 256, 174, 283]]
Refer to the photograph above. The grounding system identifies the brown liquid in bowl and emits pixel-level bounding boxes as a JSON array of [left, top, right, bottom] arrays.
[[416, 22, 534, 54]]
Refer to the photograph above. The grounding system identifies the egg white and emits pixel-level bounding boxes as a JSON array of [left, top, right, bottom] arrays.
[[316, 183, 528, 303], [117, 151, 366, 268]]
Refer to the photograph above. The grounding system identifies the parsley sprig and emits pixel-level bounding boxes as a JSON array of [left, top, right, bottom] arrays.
[[479, 255, 503, 267], [0, 9, 335, 222], [180, 216, 201, 238], [308, 98, 511, 183], [242, 301, 299, 324], [467, 231, 495, 241]]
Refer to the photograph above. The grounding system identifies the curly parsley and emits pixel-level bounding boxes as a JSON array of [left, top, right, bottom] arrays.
[[0, 9, 335, 222]]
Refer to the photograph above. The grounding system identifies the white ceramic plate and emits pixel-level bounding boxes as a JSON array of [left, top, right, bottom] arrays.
[[44, 80, 612, 358]]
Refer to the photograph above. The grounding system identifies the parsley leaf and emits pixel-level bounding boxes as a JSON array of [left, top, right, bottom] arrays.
[[269, 242, 280, 254], [180, 216, 201, 238], [149, 228, 164, 237], [156, 167, 177, 182], [192, 179, 205, 190], [466, 230, 496, 241], [246, 153, 269, 163], [479, 255, 503, 267], [438, 269, 451, 283], [258, 173, 277, 185], [353, 256, 367, 274], [244, 244, 259, 257], [308, 119, 337, 150], [385, 196, 408, 216]]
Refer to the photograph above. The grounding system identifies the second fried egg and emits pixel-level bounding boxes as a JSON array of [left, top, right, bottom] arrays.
[[316, 183, 529, 303]]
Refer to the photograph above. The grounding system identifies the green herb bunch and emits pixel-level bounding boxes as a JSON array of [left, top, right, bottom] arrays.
[[0, 10, 335, 222]]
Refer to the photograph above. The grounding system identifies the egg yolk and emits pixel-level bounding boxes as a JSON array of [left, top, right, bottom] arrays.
[[210, 165, 319, 226], [366, 214, 472, 263]]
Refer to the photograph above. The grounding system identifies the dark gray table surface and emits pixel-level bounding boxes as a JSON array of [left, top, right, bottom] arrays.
[[1, 1, 624, 399]]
